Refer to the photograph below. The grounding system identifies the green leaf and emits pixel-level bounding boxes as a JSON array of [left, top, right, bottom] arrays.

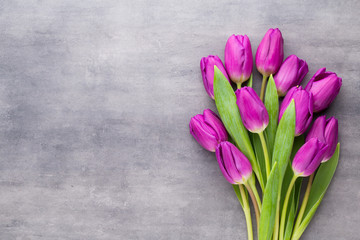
[[272, 100, 296, 181], [264, 75, 279, 163], [213, 67, 263, 189], [246, 74, 253, 87], [259, 162, 279, 240], [232, 184, 248, 208], [292, 143, 340, 239]]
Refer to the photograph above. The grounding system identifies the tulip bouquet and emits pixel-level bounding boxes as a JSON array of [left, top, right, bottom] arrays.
[[190, 28, 342, 240]]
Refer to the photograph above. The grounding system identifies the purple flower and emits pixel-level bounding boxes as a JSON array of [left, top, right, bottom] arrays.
[[224, 34, 253, 84], [292, 138, 328, 177], [279, 86, 313, 136], [274, 55, 309, 96], [200, 55, 230, 99], [216, 141, 253, 184], [305, 68, 342, 112], [189, 109, 228, 152], [235, 87, 269, 133], [306, 116, 338, 162], [255, 28, 284, 77]]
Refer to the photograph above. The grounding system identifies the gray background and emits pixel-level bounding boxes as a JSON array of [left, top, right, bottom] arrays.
[[0, 0, 359, 239]]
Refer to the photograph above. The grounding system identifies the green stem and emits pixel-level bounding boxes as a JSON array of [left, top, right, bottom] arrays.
[[255, 164, 265, 192], [249, 152, 265, 192], [291, 231, 301, 240], [273, 198, 280, 240], [237, 82, 242, 89], [248, 179, 262, 210], [260, 75, 268, 101], [279, 175, 298, 240], [244, 183, 260, 230], [239, 185, 253, 240], [258, 131, 271, 179], [293, 173, 314, 232]]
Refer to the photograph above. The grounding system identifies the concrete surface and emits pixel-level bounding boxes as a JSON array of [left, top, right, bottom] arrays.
[[0, 0, 359, 239]]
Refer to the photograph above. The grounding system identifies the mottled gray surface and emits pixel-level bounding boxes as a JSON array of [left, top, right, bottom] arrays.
[[0, 0, 359, 239]]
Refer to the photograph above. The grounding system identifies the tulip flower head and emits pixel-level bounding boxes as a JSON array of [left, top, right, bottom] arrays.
[[306, 116, 338, 162], [216, 141, 253, 184], [292, 138, 329, 177], [279, 86, 313, 136], [189, 109, 228, 152], [235, 87, 269, 133], [274, 55, 309, 96], [305, 68, 342, 112], [256, 28, 284, 77], [200, 55, 230, 99], [224, 34, 253, 84]]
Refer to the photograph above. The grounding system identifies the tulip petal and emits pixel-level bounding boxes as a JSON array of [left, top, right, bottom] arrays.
[[216, 144, 236, 184], [203, 109, 228, 143], [306, 116, 326, 143], [292, 138, 319, 175], [279, 86, 313, 136], [225, 34, 253, 83], [189, 109, 227, 152], [322, 117, 338, 162], [189, 116, 218, 151], [305, 68, 342, 112], [200, 55, 229, 99], [302, 142, 328, 176], [256, 28, 284, 76], [236, 87, 269, 133], [215, 142, 252, 184], [292, 138, 329, 176]]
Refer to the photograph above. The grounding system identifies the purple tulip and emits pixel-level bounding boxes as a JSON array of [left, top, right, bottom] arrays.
[[306, 116, 338, 162], [279, 86, 313, 136], [255, 28, 284, 77], [235, 87, 269, 133], [274, 55, 309, 96], [216, 141, 253, 184], [292, 138, 328, 177], [200, 55, 230, 99], [224, 34, 253, 84], [305, 68, 342, 112], [189, 109, 228, 152]]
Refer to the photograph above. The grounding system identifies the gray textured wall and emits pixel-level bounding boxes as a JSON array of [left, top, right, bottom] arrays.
[[0, 0, 359, 239]]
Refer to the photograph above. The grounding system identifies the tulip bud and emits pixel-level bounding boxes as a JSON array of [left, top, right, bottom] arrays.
[[305, 68, 342, 112], [189, 109, 228, 152], [279, 86, 313, 136], [255, 28, 284, 77], [292, 138, 328, 177], [215, 141, 253, 184], [306, 116, 338, 162], [274, 55, 309, 96], [224, 34, 253, 84], [200, 55, 230, 99], [235, 87, 269, 133]]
